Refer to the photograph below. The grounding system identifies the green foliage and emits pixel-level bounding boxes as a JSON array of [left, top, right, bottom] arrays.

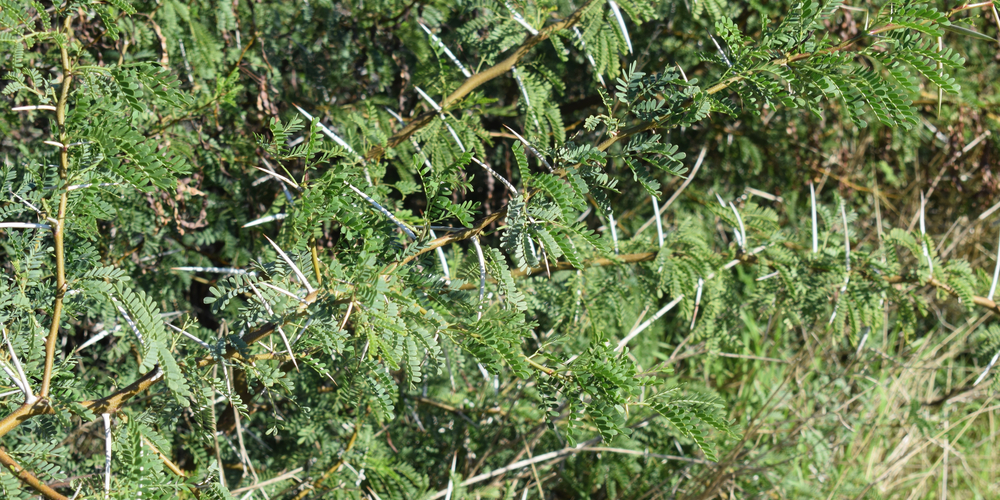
[[1, 0, 998, 498]]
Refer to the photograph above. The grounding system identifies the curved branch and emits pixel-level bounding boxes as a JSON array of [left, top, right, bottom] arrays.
[[366, 0, 597, 160]]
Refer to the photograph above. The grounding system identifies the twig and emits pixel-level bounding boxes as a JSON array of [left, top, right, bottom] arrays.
[[229, 467, 303, 494], [0, 447, 68, 500], [290, 410, 367, 500], [40, 16, 75, 400], [426, 438, 603, 499]]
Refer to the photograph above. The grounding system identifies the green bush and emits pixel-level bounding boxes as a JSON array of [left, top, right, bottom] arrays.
[[1, 0, 999, 498]]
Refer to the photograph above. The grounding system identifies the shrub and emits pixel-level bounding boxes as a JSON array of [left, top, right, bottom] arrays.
[[1, 0, 999, 498]]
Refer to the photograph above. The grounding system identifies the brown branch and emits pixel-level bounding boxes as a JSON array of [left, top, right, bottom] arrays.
[[0, 448, 67, 500], [390, 208, 509, 271], [79, 366, 165, 415], [365, 0, 597, 161], [0, 404, 41, 439]]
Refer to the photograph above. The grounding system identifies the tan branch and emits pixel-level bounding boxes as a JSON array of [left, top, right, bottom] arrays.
[[0, 448, 67, 500], [41, 15, 75, 400]]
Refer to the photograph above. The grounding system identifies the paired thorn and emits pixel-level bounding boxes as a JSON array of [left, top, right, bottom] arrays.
[[248, 282, 298, 369], [1, 327, 35, 404]]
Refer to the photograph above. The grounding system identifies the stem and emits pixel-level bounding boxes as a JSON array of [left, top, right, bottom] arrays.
[[310, 238, 323, 288], [524, 356, 555, 376], [40, 16, 74, 400]]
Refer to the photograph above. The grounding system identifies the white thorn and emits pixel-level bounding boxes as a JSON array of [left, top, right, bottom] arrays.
[[253, 164, 299, 189], [243, 213, 288, 228], [346, 182, 418, 239], [689, 278, 704, 331], [607, 0, 633, 53], [264, 235, 316, 295], [471, 157, 517, 195], [414, 86, 443, 113], [974, 348, 1000, 386], [919, 191, 933, 276], [652, 197, 664, 248], [429, 229, 451, 285], [810, 182, 818, 253], [165, 323, 213, 351], [103, 413, 112, 499], [418, 23, 472, 78], [503, 124, 552, 172], [248, 282, 298, 368], [0, 222, 51, 230], [291, 104, 366, 168], [11, 105, 57, 111], [616, 295, 684, 352], [989, 229, 1000, 301], [728, 202, 747, 251], [472, 236, 487, 321]]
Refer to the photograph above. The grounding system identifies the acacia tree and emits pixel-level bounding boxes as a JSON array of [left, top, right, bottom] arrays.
[[1, 0, 999, 498]]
